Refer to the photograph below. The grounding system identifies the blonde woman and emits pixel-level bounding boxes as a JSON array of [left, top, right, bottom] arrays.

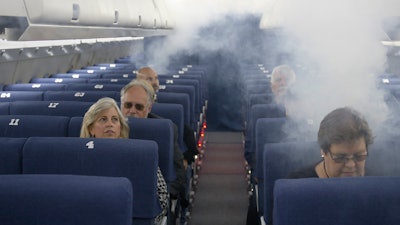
[[81, 97, 168, 224]]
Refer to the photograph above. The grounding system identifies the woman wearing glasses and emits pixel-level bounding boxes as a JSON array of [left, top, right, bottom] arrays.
[[80, 97, 168, 224], [289, 107, 373, 178]]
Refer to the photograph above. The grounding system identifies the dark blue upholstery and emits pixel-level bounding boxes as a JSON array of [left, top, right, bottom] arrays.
[[128, 117, 176, 183], [3, 83, 66, 91], [0, 137, 26, 174], [159, 78, 201, 109], [254, 117, 287, 177], [68, 116, 176, 184], [151, 103, 185, 152], [87, 78, 131, 84], [22, 137, 160, 223], [262, 141, 320, 225], [30, 77, 88, 83], [245, 83, 271, 95], [157, 92, 191, 126], [68, 69, 103, 74], [101, 73, 136, 79], [0, 115, 69, 137], [44, 90, 119, 102], [67, 116, 83, 137], [244, 104, 286, 167], [273, 177, 400, 225], [79, 66, 135, 74], [94, 63, 136, 70], [0, 174, 132, 225], [159, 74, 205, 101], [159, 85, 197, 129], [0, 91, 44, 102], [66, 83, 125, 91], [0, 102, 10, 114], [247, 93, 274, 112], [51, 73, 101, 79], [9, 101, 93, 117]]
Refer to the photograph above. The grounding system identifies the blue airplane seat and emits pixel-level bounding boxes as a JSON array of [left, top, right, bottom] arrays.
[[44, 90, 120, 102], [67, 116, 83, 137], [159, 85, 197, 130], [66, 83, 125, 91], [0, 137, 26, 174], [159, 78, 201, 108], [0, 102, 10, 114], [262, 141, 320, 225], [22, 137, 160, 224], [3, 83, 66, 91], [151, 103, 185, 152], [157, 92, 191, 127], [128, 117, 176, 184], [0, 91, 44, 102], [87, 78, 132, 85], [68, 116, 176, 185], [273, 176, 400, 225], [30, 77, 88, 84], [51, 73, 101, 79], [101, 73, 136, 79], [9, 101, 93, 117], [0, 174, 133, 225], [0, 115, 69, 137], [244, 106, 286, 169]]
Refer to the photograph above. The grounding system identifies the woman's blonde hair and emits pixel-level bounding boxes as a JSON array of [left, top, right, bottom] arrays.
[[80, 97, 129, 138]]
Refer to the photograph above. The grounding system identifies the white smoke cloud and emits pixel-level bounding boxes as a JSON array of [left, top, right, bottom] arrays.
[[147, 0, 272, 70], [147, 0, 400, 136], [261, 0, 400, 136]]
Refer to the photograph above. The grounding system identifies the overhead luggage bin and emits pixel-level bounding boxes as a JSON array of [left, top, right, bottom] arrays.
[[0, 0, 174, 41]]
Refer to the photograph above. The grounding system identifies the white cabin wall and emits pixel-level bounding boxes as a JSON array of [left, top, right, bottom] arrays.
[[0, 38, 144, 84]]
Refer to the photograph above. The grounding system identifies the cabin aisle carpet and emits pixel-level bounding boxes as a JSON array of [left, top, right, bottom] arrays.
[[188, 131, 248, 225]]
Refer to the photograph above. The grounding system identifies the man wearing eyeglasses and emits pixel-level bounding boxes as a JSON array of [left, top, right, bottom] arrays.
[[120, 79, 188, 224], [288, 107, 373, 178], [120, 78, 187, 180]]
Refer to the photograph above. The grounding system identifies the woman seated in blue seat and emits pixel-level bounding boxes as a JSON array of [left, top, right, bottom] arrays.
[[80, 97, 168, 223], [288, 107, 374, 178]]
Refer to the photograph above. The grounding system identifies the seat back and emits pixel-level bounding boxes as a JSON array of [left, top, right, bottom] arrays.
[[0, 115, 69, 137], [128, 117, 176, 183], [68, 116, 84, 137], [159, 85, 196, 127], [0, 174, 132, 225], [51, 73, 101, 79], [22, 137, 160, 222], [254, 117, 287, 177], [0, 102, 10, 114], [68, 116, 176, 183], [262, 141, 320, 224], [157, 92, 191, 126], [9, 101, 93, 117], [0, 91, 44, 102], [66, 83, 125, 91], [44, 90, 119, 102], [3, 83, 66, 91], [101, 73, 136, 79], [0, 137, 26, 174], [87, 78, 131, 85], [30, 77, 88, 83], [245, 105, 286, 166], [151, 103, 185, 152], [273, 177, 400, 225], [159, 78, 200, 109]]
